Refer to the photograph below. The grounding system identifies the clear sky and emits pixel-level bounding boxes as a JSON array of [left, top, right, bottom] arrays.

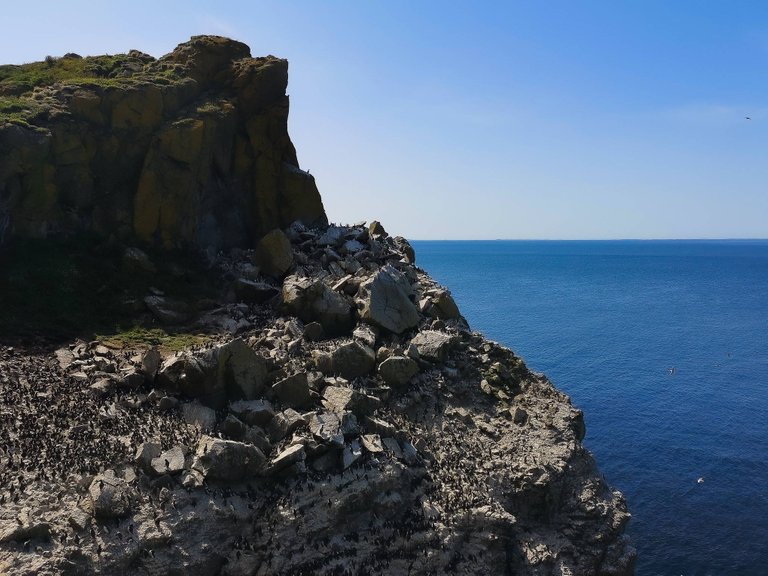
[[2, 1, 767, 239]]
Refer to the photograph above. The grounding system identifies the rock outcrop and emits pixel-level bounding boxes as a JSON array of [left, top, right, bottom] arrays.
[[0, 38, 635, 576], [0, 35, 326, 249]]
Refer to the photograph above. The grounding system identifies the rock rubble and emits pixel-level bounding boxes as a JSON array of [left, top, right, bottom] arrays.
[[0, 218, 635, 575]]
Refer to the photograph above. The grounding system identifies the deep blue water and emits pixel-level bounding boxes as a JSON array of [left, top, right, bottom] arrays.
[[412, 240, 768, 576]]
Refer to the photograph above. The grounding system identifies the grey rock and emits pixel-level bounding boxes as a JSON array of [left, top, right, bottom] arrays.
[[272, 372, 312, 408], [410, 330, 458, 362], [151, 445, 186, 476], [192, 436, 265, 482], [303, 321, 325, 341], [267, 444, 306, 475], [268, 408, 306, 442], [322, 385, 380, 416], [378, 355, 419, 387], [368, 220, 387, 239], [156, 338, 268, 409], [365, 416, 397, 437], [425, 289, 462, 320], [341, 239, 365, 254], [254, 228, 294, 277], [158, 395, 179, 411], [357, 265, 420, 334], [134, 442, 162, 472], [329, 341, 376, 379], [220, 413, 248, 439], [234, 278, 279, 303], [360, 434, 384, 453], [382, 437, 403, 459], [342, 439, 363, 469], [54, 348, 75, 370], [311, 350, 333, 374], [0, 521, 51, 544], [244, 425, 273, 455], [229, 399, 274, 427], [316, 226, 347, 247], [67, 509, 91, 532], [217, 338, 269, 400], [341, 412, 360, 438], [401, 440, 419, 465], [144, 295, 190, 325], [141, 348, 163, 381], [393, 236, 416, 263], [308, 411, 344, 446], [182, 401, 217, 431], [353, 324, 378, 348], [180, 468, 205, 489], [89, 473, 133, 519], [123, 246, 156, 274], [282, 275, 354, 337]]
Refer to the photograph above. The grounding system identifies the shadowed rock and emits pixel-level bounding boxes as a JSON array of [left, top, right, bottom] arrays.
[[192, 436, 265, 482], [282, 276, 354, 336]]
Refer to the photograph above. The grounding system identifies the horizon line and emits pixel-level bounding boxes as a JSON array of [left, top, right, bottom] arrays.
[[408, 237, 768, 242]]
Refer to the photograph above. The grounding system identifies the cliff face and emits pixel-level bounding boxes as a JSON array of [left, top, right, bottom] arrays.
[[0, 38, 635, 576], [0, 36, 326, 249]]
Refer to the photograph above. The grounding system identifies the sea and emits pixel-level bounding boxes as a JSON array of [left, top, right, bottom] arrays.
[[411, 240, 768, 576]]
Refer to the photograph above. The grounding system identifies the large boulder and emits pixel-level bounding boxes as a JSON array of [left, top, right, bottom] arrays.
[[268, 408, 306, 442], [410, 330, 458, 362], [229, 399, 275, 427], [328, 341, 376, 379], [308, 411, 344, 445], [267, 444, 306, 475], [357, 265, 420, 334], [282, 275, 354, 337], [192, 436, 266, 482], [254, 228, 294, 277], [156, 338, 268, 408], [272, 372, 313, 408], [88, 473, 133, 519], [424, 289, 462, 321], [378, 355, 419, 387], [322, 385, 380, 416]]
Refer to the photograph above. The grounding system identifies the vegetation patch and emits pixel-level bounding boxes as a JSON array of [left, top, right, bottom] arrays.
[[97, 326, 211, 352]]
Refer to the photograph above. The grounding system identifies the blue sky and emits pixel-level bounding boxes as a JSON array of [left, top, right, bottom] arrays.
[[2, 1, 767, 239]]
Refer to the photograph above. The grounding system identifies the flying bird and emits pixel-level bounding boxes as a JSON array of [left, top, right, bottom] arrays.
[[745, 116, 751, 120]]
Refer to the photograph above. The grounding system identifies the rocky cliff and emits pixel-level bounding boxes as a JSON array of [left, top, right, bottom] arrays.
[[0, 37, 635, 575], [0, 36, 326, 249]]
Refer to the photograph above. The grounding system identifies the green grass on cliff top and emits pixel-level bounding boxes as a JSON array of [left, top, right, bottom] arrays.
[[0, 55, 129, 93], [0, 54, 182, 125]]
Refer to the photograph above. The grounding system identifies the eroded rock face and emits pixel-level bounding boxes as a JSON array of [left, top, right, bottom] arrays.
[[0, 35, 327, 250]]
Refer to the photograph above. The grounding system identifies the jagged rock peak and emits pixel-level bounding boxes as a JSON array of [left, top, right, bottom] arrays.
[[0, 36, 327, 250]]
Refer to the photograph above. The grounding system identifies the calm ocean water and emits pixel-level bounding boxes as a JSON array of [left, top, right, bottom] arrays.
[[412, 240, 768, 576]]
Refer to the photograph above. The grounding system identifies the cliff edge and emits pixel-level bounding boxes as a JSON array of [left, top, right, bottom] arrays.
[[0, 37, 635, 575]]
